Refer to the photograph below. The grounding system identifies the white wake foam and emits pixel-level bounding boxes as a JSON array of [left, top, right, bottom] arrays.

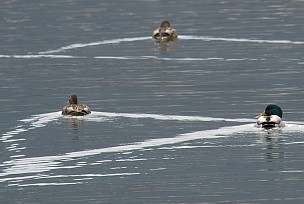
[[0, 54, 263, 61], [179, 35, 304, 45], [3, 111, 304, 142], [38, 36, 151, 54], [0, 111, 254, 146], [37, 35, 304, 55], [0, 123, 252, 178], [1, 111, 61, 143], [2, 35, 303, 60], [90, 111, 255, 123], [1, 110, 304, 181], [0, 54, 81, 59], [94, 56, 262, 61]]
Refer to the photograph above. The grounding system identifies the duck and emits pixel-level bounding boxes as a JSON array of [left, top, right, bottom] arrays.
[[255, 104, 285, 129], [152, 21, 178, 42], [62, 94, 91, 116]]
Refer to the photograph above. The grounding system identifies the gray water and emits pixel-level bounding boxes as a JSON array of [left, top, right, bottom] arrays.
[[1, 1, 304, 203]]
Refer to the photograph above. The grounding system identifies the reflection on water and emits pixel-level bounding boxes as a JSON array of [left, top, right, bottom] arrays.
[[64, 117, 84, 131], [264, 141, 284, 162], [154, 40, 177, 53], [64, 117, 82, 138], [263, 135, 285, 162], [257, 129, 285, 163]]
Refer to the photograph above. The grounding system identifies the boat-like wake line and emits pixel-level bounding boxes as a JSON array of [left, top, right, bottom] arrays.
[[0, 54, 263, 61], [1, 111, 62, 143], [38, 36, 151, 54], [0, 123, 252, 179], [89, 111, 255, 123], [1, 111, 255, 142], [179, 35, 304, 45], [3, 111, 304, 142], [94, 56, 262, 61], [2, 35, 303, 60], [37, 35, 304, 55], [0, 54, 82, 59], [1, 35, 303, 59], [1, 111, 304, 181], [0, 111, 255, 156], [1, 120, 303, 180]]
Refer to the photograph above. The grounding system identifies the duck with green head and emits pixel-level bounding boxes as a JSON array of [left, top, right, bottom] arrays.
[[62, 94, 91, 116], [152, 21, 178, 42], [255, 104, 285, 129]]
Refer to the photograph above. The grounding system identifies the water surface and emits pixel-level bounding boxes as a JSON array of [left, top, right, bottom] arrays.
[[1, 0, 304, 203]]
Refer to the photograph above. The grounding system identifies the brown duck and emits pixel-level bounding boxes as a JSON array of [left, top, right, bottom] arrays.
[[152, 21, 178, 42], [62, 94, 91, 116]]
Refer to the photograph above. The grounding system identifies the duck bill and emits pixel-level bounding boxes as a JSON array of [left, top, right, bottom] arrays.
[[255, 111, 267, 119]]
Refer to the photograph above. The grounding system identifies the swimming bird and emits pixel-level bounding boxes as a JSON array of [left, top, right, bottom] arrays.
[[152, 21, 178, 42], [62, 94, 91, 116], [255, 104, 285, 129]]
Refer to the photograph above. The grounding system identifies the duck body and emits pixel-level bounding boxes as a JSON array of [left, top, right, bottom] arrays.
[[62, 104, 91, 116], [256, 115, 285, 129], [152, 21, 178, 42], [62, 94, 91, 116], [255, 104, 285, 129]]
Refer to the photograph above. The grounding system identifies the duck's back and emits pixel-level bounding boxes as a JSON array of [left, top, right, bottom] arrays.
[[62, 104, 91, 116], [152, 27, 177, 41]]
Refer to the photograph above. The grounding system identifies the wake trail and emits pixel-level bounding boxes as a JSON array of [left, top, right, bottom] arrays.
[[37, 35, 304, 55], [179, 35, 304, 45], [1, 111, 304, 179], [2, 35, 303, 59], [38, 36, 151, 54], [0, 123, 252, 178]]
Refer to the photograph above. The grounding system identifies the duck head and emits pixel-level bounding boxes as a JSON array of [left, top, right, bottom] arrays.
[[256, 104, 283, 118], [68, 94, 78, 105], [160, 21, 171, 29]]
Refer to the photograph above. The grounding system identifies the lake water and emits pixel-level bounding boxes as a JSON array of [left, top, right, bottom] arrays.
[[1, 0, 304, 203]]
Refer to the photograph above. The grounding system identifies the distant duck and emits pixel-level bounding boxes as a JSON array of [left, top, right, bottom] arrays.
[[152, 21, 178, 42], [62, 94, 91, 116], [255, 104, 285, 129]]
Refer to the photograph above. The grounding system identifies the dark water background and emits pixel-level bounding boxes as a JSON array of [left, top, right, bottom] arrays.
[[1, 1, 304, 203]]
